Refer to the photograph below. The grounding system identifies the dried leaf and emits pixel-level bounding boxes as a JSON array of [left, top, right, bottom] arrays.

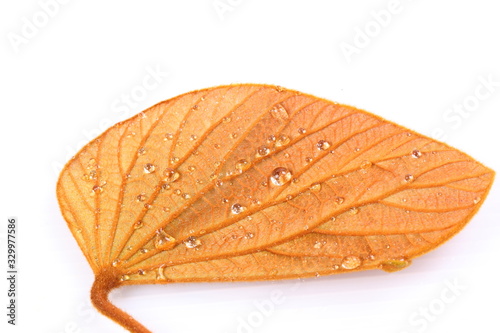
[[56, 84, 494, 332]]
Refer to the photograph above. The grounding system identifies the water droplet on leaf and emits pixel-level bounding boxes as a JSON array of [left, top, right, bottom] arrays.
[[404, 174, 414, 183], [143, 163, 156, 174], [317, 140, 331, 151], [270, 104, 289, 120], [162, 168, 180, 183], [380, 259, 411, 272], [270, 167, 292, 186], [341, 256, 362, 270], [335, 197, 345, 205], [231, 203, 246, 214], [235, 159, 250, 172], [154, 229, 176, 250], [360, 160, 372, 169], [310, 183, 321, 192], [411, 149, 422, 158], [137, 147, 146, 156], [257, 145, 270, 157], [184, 236, 201, 249]]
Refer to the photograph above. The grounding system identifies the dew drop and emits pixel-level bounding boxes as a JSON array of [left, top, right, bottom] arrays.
[[162, 168, 180, 183], [257, 145, 270, 157], [164, 133, 174, 141], [244, 232, 255, 239], [222, 116, 232, 123], [360, 160, 372, 169], [313, 241, 323, 249], [298, 128, 307, 135], [473, 197, 481, 204], [267, 135, 276, 143], [411, 149, 422, 158], [187, 165, 196, 172], [173, 189, 181, 195], [310, 183, 321, 192], [154, 229, 176, 250], [138, 269, 146, 276], [341, 256, 362, 270], [112, 259, 121, 267], [270, 104, 289, 120], [136, 193, 147, 202], [182, 193, 191, 200], [82, 170, 97, 181], [133, 221, 144, 229], [156, 267, 166, 280], [285, 195, 293, 201], [87, 158, 97, 169], [349, 207, 359, 215], [214, 143, 221, 149], [335, 197, 345, 205], [231, 203, 246, 214], [380, 259, 411, 272], [190, 135, 198, 141], [90, 185, 103, 196], [137, 147, 146, 156], [184, 236, 201, 249], [275, 134, 290, 147], [120, 275, 130, 282], [316, 140, 331, 151], [140, 248, 149, 254], [270, 167, 292, 186], [235, 159, 250, 172], [404, 174, 415, 183], [143, 163, 156, 174], [305, 157, 313, 164], [230, 132, 238, 139]]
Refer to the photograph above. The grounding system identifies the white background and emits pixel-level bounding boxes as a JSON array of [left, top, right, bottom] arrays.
[[1, 1, 499, 332]]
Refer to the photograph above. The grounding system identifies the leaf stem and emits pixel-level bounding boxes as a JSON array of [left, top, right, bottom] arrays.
[[91, 268, 152, 333]]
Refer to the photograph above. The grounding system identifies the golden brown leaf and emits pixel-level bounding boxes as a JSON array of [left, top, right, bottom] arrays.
[[56, 84, 494, 332]]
